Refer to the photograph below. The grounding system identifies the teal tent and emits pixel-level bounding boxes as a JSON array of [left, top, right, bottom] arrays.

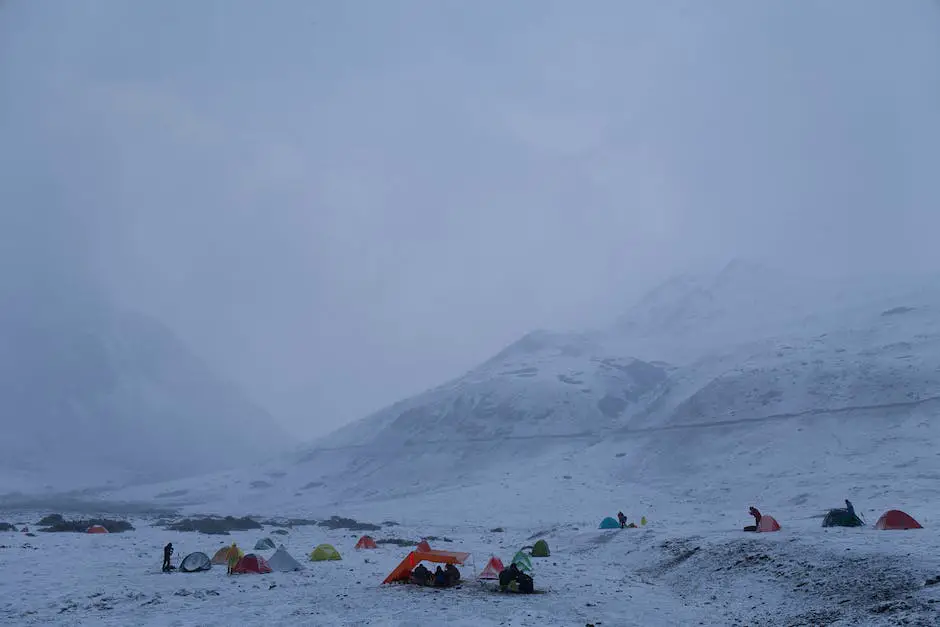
[[599, 517, 620, 529], [511, 550, 533, 573], [822, 509, 864, 528]]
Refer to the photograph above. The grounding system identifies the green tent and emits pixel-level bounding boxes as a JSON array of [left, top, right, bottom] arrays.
[[822, 509, 864, 528], [599, 517, 620, 529], [512, 550, 532, 573], [254, 537, 276, 551], [531, 539, 550, 557], [309, 544, 342, 561]]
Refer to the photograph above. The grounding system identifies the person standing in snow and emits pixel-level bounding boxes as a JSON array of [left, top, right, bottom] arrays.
[[617, 512, 627, 529], [226, 542, 240, 575], [162, 542, 174, 572]]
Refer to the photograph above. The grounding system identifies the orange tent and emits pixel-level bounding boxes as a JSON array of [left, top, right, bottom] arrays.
[[382, 549, 471, 584], [87, 525, 109, 534], [477, 556, 505, 580], [416, 539, 431, 552], [875, 510, 922, 530], [757, 515, 781, 532], [355, 535, 378, 550]]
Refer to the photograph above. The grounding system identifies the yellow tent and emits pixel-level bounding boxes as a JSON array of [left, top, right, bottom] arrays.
[[309, 544, 342, 561], [211, 545, 244, 565]]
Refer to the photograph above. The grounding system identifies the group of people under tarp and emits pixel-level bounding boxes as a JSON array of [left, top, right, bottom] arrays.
[[410, 563, 461, 587], [498, 562, 534, 594]]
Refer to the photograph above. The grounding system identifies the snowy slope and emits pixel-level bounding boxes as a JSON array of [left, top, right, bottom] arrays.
[[11, 264, 940, 625], [0, 300, 285, 493], [100, 266, 940, 533]]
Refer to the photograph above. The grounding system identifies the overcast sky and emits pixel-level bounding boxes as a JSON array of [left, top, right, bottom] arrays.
[[2, 0, 938, 439]]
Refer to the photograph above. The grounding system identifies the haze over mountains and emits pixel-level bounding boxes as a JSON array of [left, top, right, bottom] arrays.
[[0, 287, 286, 494], [97, 261, 940, 523]]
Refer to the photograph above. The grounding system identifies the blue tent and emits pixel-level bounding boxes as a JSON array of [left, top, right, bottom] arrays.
[[599, 517, 620, 529]]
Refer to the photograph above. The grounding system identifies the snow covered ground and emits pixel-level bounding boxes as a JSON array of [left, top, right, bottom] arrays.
[[1, 509, 938, 626], [5, 264, 940, 624]]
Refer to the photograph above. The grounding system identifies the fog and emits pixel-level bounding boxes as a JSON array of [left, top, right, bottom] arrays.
[[2, 0, 938, 441]]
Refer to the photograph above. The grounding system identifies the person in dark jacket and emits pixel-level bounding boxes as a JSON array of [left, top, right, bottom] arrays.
[[162, 542, 174, 572], [411, 563, 431, 586], [498, 565, 514, 589], [516, 570, 535, 594], [617, 512, 627, 529], [749, 506, 762, 527], [433, 565, 448, 587], [445, 563, 461, 586]]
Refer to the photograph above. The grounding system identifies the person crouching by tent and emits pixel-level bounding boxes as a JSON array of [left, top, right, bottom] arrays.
[[226, 543, 240, 575], [617, 511, 627, 529], [744, 506, 762, 532], [499, 562, 534, 593], [445, 563, 461, 586], [162, 542, 174, 572], [499, 563, 517, 590], [410, 563, 431, 586]]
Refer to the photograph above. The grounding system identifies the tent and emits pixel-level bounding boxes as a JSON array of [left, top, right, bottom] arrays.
[[416, 539, 431, 552], [355, 535, 378, 550], [531, 539, 550, 557], [86, 525, 109, 534], [599, 517, 620, 529], [478, 556, 505, 580], [233, 553, 272, 574], [511, 550, 532, 573], [757, 516, 781, 532], [310, 544, 342, 561], [383, 548, 471, 584], [822, 508, 864, 528], [211, 546, 244, 565], [180, 552, 212, 573], [254, 537, 276, 551], [875, 510, 922, 530], [267, 545, 304, 572]]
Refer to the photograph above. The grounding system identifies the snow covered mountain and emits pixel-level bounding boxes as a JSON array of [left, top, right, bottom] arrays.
[[0, 295, 285, 493], [101, 262, 940, 528], [316, 329, 667, 449]]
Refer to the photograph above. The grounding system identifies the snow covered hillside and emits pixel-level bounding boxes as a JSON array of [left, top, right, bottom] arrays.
[[0, 297, 285, 493], [100, 263, 940, 534]]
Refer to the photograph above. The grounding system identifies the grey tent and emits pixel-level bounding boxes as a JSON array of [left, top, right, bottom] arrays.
[[254, 537, 277, 551], [180, 552, 212, 573], [267, 545, 304, 572]]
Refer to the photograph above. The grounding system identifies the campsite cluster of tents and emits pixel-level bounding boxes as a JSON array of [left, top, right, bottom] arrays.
[[739, 505, 924, 533], [167, 533, 553, 592]]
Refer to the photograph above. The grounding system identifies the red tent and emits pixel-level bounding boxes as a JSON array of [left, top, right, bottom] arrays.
[[233, 553, 273, 574], [382, 549, 470, 584], [356, 535, 378, 550], [87, 525, 109, 534], [757, 515, 781, 532], [416, 539, 431, 552], [875, 510, 922, 530], [477, 556, 505, 580]]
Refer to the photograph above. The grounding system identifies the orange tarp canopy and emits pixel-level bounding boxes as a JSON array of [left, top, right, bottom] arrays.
[[382, 549, 471, 584]]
